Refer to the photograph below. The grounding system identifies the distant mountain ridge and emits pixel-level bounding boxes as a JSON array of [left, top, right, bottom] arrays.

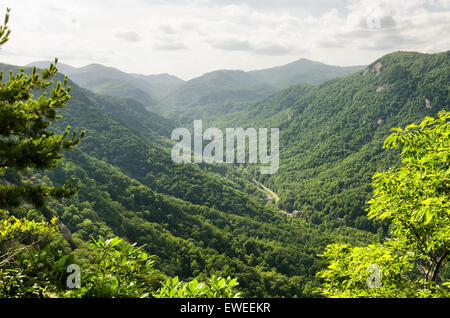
[[248, 58, 364, 88], [26, 61, 185, 113], [27, 58, 365, 123], [161, 59, 365, 123]]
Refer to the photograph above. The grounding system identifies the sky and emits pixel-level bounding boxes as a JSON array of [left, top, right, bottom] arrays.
[[0, 0, 449, 80]]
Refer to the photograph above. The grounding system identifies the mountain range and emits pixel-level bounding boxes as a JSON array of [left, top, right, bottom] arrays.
[[28, 58, 364, 123], [5, 49, 448, 297]]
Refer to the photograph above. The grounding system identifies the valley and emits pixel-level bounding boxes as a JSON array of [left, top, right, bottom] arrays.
[[2, 50, 449, 297]]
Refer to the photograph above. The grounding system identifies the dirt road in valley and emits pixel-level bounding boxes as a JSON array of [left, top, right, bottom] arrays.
[[252, 179, 302, 218], [252, 179, 280, 203]]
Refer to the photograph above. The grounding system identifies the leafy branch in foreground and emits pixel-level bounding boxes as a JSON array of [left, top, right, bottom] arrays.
[[155, 275, 240, 298], [0, 208, 59, 297], [0, 210, 57, 267], [65, 237, 156, 298], [317, 110, 450, 297], [64, 236, 240, 298]]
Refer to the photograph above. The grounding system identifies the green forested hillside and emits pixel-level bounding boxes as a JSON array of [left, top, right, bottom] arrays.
[[211, 83, 314, 129], [79, 89, 175, 147], [247, 51, 449, 234], [40, 149, 375, 297], [162, 69, 278, 123], [49, 79, 263, 217]]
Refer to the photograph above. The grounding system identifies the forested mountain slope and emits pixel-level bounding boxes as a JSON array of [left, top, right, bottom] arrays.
[[246, 51, 450, 233], [164, 69, 277, 123], [40, 148, 375, 297], [210, 83, 315, 129]]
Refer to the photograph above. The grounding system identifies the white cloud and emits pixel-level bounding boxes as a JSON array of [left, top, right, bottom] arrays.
[[0, 0, 448, 79], [153, 37, 188, 51], [210, 39, 252, 52], [115, 30, 141, 42]]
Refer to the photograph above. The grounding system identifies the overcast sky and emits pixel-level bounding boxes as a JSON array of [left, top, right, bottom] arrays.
[[1, 0, 449, 80]]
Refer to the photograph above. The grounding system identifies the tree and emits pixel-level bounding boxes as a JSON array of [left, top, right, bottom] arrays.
[[317, 110, 450, 297], [368, 110, 449, 282], [0, 8, 83, 222], [0, 8, 84, 295]]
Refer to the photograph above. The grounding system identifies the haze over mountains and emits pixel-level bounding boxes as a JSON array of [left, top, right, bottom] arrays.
[[28, 58, 364, 123], [28, 61, 184, 109], [7, 49, 448, 297]]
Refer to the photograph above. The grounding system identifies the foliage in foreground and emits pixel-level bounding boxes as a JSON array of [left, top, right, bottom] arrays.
[[0, 209, 58, 297], [317, 110, 450, 297], [63, 236, 240, 298], [155, 275, 240, 298], [1, 227, 241, 298]]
